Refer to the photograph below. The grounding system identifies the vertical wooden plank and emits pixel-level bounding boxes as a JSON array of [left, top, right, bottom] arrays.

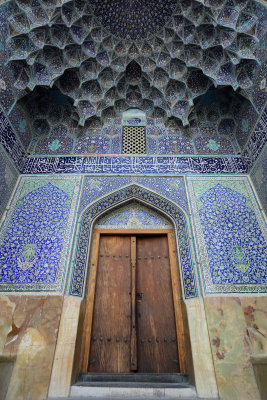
[[136, 235, 179, 373], [130, 236, 137, 371], [81, 231, 100, 373], [168, 231, 188, 374], [88, 235, 131, 373]]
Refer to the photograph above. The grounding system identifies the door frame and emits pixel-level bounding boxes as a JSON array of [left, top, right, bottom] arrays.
[[80, 228, 188, 374]]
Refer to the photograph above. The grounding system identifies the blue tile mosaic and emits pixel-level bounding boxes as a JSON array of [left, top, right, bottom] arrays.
[[0, 0, 264, 148], [0, 184, 69, 284], [111, 136, 122, 154], [158, 137, 195, 155], [194, 137, 235, 155], [79, 176, 189, 216], [147, 127, 166, 136], [0, 144, 18, 221], [8, 105, 32, 151], [252, 62, 267, 112], [91, 0, 177, 40], [74, 136, 111, 154], [70, 184, 197, 299], [96, 203, 172, 229], [22, 155, 248, 175], [0, 176, 81, 291], [102, 126, 121, 136], [187, 177, 267, 294], [34, 136, 74, 155], [250, 143, 267, 215], [236, 103, 259, 149], [146, 137, 157, 154], [243, 106, 267, 171], [0, 107, 27, 172]]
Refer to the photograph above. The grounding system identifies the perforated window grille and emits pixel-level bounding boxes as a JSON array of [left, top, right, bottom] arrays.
[[123, 126, 146, 154]]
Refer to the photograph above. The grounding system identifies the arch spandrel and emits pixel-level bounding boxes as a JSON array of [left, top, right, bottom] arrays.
[[69, 184, 198, 299]]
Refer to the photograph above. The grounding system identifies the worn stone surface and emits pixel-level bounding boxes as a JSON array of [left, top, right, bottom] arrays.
[[48, 296, 82, 398], [204, 296, 267, 400], [185, 298, 218, 399], [0, 295, 63, 400]]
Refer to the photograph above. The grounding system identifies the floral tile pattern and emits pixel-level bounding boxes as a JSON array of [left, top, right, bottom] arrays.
[[79, 176, 189, 216], [0, 176, 81, 291], [187, 176, 267, 294], [34, 136, 74, 155], [194, 137, 234, 155], [74, 136, 111, 154], [96, 203, 172, 229]]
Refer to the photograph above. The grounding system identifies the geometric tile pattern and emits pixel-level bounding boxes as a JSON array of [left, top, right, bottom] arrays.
[[5, 0, 262, 128], [243, 105, 267, 171], [0, 107, 27, 172], [0, 144, 18, 221], [250, 143, 267, 215], [0, 176, 81, 292], [187, 176, 267, 294], [70, 184, 198, 299], [123, 127, 146, 154], [95, 203, 172, 229], [79, 176, 189, 216]]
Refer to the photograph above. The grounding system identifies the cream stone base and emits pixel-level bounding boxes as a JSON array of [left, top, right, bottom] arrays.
[[185, 298, 218, 399]]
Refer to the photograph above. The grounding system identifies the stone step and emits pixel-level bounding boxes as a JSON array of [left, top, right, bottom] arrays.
[[78, 373, 189, 384], [74, 382, 191, 388], [69, 384, 197, 398], [46, 397, 218, 400]]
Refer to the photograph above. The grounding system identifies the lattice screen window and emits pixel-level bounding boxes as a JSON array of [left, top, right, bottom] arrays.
[[123, 126, 146, 154]]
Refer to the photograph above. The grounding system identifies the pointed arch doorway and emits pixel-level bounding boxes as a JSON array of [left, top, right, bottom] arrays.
[[80, 204, 188, 375]]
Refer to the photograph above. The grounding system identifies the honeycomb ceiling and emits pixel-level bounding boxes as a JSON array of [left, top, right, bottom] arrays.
[[7, 0, 260, 127]]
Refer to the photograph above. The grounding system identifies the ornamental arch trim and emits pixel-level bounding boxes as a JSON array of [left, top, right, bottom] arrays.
[[69, 184, 198, 299]]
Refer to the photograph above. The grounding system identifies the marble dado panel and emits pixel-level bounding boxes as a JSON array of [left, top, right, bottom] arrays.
[[0, 176, 81, 292], [250, 143, 267, 216], [0, 144, 18, 221], [187, 176, 267, 294], [0, 294, 63, 400], [204, 296, 267, 400]]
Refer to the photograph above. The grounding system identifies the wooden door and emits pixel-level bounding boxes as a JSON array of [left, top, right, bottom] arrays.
[[87, 233, 180, 374], [88, 235, 132, 373], [136, 235, 179, 373]]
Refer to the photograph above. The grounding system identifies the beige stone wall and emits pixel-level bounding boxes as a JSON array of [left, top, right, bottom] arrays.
[[0, 295, 63, 400], [204, 296, 267, 400], [1, 294, 266, 400]]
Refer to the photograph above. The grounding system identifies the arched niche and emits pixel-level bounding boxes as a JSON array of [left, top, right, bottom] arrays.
[[69, 184, 198, 299]]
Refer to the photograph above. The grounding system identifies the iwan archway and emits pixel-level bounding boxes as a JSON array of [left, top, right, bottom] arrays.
[[48, 185, 218, 399], [69, 184, 198, 299]]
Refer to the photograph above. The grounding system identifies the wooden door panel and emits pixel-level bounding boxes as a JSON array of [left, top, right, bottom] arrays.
[[136, 235, 179, 373], [88, 235, 131, 373]]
